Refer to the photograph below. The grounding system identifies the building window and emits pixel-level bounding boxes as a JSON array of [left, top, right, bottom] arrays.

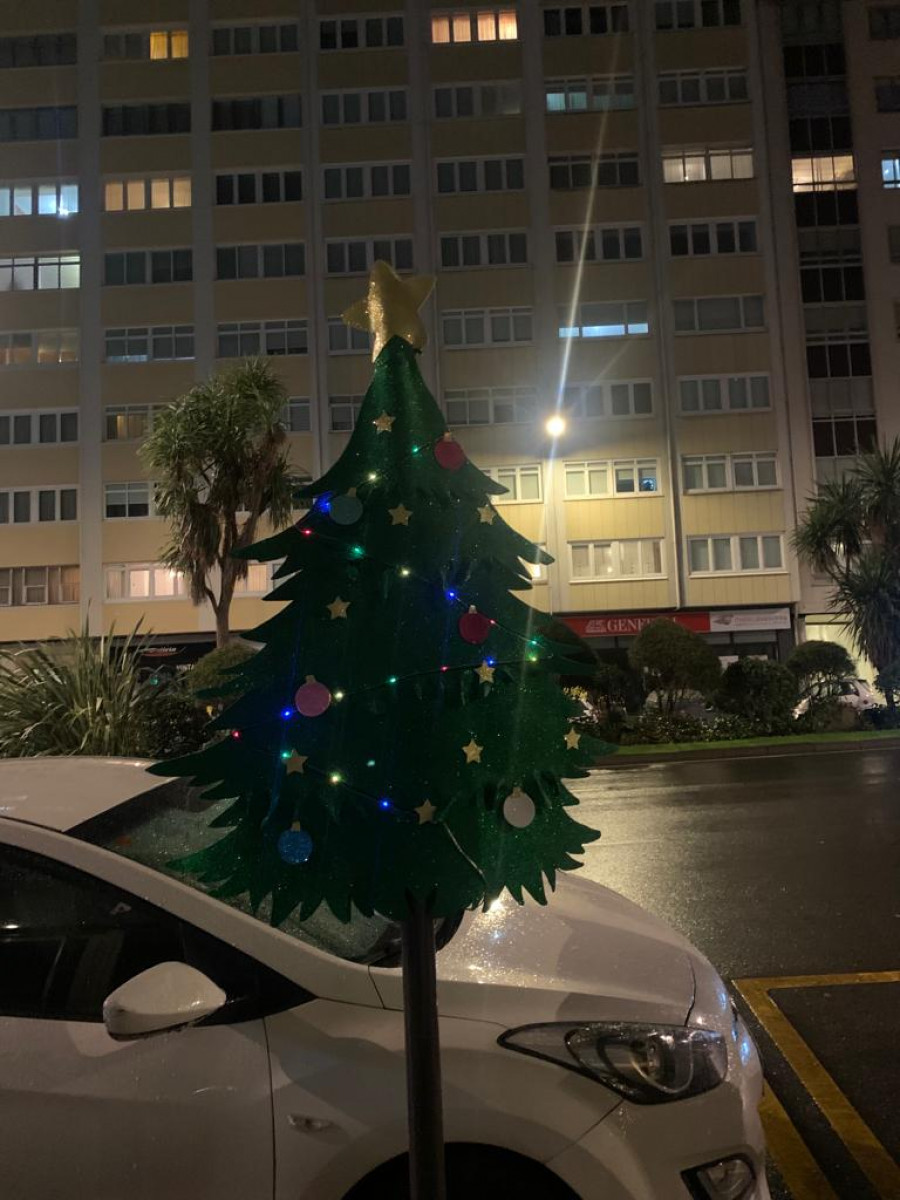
[[0, 181, 78, 218], [564, 459, 659, 497], [325, 237, 412, 276], [435, 158, 524, 193], [0, 107, 77, 142], [882, 153, 900, 189], [870, 5, 900, 38], [669, 219, 757, 256], [102, 104, 190, 136], [327, 319, 371, 355], [559, 301, 649, 339], [543, 5, 630, 35], [104, 482, 153, 519], [215, 243, 304, 280], [0, 254, 79, 290], [545, 76, 635, 113], [444, 387, 537, 426], [440, 232, 527, 268], [0, 410, 77, 445], [281, 399, 311, 433], [0, 487, 77, 524], [0, 328, 78, 366], [102, 29, 188, 59], [673, 295, 764, 333], [216, 320, 307, 359], [320, 15, 404, 49], [561, 380, 653, 418], [233, 563, 271, 595], [329, 396, 364, 432], [442, 307, 533, 347], [103, 249, 192, 286], [570, 539, 664, 581], [320, 89, 407, 125], [105, 326, 194, 363], [433, 82, 522, 118], [682, 452, 778, 493], [875, 78, 900, 112], [215, 170, 301, 206], [659, 70, 748, 105], [655, 0, 740, 28], [105, 564, 187, 600], [662, 147, 754, 183], [812, 413, 877, 459], [806, 335, 871, 380], [800, 261, 864, 305], [679, 374, 770, 413], [210, 24, 299, 55], [555, 226, 643, 263], [104, 176, 191, 211], [0, 566, 79, 607], [549, 152, 639, 189], [889, 226, 900, 263], [483, 464, 542, 502], [688, 534, 784, 575], [0, 33, 76, 66], [211, 95, 301, 131], [431, 9, 518, 43], [323, 163, 409, 200], [791, 154, 855, 192], [105, 406, 159, 441]]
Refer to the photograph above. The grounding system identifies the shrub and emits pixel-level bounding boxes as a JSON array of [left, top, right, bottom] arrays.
[[715, 658, 798, 731], [140, 681, 210, 759], [786, 640, 855, 699], [188, 639, 257, 702], [875, 660, 900, 711], [619, 711, 758, 745], [628, 619, 721, 715]]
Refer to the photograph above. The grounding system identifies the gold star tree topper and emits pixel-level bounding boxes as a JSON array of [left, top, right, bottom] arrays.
[[342, 260, 435, 360]]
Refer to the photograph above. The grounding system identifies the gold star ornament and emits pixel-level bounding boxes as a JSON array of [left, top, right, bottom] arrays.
[[564, 727, 581, 750], [462, 738, 483, 764], [372, 412, 395, 434], [475, 661, 495, 685], [388, 503, 412, 526], [477, 504, 496, 525], [415, 799, 437, 824], [326, 596, 350, 620], [342, 260, 436, 361], [284, 751, 307, 775]]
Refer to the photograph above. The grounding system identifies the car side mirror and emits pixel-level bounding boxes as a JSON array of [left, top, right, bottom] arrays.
[[103, 961, 226, 1039]]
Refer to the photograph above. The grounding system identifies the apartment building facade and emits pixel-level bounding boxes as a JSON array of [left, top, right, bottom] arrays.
[[0, 0, 897, 665]]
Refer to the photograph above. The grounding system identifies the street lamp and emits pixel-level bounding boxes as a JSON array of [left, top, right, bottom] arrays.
[[545, 414, 566, 438]]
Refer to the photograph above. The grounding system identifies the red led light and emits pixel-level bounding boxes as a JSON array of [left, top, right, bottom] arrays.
[[301, 528, 313, 537], [231, 730, 241, 740], [440, 665, 449, 672]]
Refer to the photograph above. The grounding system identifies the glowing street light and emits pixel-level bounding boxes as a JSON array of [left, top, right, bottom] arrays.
[[545, 414, 566, 438]]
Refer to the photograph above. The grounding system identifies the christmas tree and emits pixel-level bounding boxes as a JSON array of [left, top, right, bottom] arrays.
[[152, 263, 603, 926]]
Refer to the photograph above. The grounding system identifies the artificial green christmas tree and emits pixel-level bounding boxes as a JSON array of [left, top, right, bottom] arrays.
[[152, 263, 603, 924]]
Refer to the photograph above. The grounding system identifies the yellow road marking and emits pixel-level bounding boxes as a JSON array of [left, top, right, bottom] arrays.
[[758, 1083, 839, 1200], [735, 973, 900, 1200]]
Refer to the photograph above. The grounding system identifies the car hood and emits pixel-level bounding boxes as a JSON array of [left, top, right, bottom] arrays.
[[371, 872, 696, 1028]]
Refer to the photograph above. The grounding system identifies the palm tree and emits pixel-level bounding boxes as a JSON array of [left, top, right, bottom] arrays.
[[794, 440, 900, 708], [141, 359, 295, 647]]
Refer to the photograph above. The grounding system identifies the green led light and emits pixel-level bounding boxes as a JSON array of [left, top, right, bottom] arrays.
[[411, 445, 420, 455], [528, 654, 538, 662], [529, 638, 539, 646], [366, 759, 376, 767], [387, 675, 398, 685], [329, 772, 343, 785], [351, 545, 365, 558], [280, 750, 291, 760]]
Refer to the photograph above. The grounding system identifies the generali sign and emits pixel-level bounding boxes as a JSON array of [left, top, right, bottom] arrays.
[[562, 608, 791, 638]]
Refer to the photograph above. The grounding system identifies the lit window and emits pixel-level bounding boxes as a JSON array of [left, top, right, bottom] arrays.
[[882, 153, 900, 189], [149, 32, 169, 59]]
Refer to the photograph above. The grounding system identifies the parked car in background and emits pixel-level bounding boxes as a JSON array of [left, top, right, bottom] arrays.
[[793, 677, 877, 719], [0, 758, 768, 1200]]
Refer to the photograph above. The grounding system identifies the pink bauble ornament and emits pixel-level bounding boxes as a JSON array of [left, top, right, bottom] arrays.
[[434, 433, 465, 471], [294, 674, 332, 717], [458, 605, 492, 645]]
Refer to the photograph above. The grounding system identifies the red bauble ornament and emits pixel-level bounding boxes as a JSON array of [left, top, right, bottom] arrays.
[[458, 605, 492, 645], [434, 433, 465, 471], [294, 674, 332, 717]]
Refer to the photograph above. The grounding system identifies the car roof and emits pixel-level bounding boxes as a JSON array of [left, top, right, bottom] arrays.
[[0, 757, 161, 831]]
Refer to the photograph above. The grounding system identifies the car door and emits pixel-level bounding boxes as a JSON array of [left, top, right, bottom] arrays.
[[0, 842, 279, 1200]]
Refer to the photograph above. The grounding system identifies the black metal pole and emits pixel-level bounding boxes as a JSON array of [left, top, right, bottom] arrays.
[[401, 897, 447, 1200]]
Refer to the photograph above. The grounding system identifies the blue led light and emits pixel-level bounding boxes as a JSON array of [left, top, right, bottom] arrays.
[[486, 657, 496, 667], [281, 708, 292, 720], [445, 589, 457, 602], [379, 798, 391, 810]]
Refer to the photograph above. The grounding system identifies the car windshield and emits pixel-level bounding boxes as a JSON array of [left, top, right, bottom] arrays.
[[72, 778, 409, 965]]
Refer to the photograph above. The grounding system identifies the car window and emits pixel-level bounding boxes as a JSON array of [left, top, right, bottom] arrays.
[[0, 844, 306, 1023], [72, 779, 405, 964]]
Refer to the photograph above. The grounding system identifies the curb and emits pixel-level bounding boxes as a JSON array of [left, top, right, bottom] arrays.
[[593, 737, 900, 768]]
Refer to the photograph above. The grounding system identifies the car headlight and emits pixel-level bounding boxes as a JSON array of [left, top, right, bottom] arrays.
[[498, 1021, 727, 1104]]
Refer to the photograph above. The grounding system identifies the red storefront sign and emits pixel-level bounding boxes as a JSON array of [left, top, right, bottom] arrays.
[[562, 612, 712, 637]]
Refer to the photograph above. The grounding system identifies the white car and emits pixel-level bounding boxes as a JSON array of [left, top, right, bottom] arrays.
[[793, 677, 877, 719], [0, 758, 769, 1200]]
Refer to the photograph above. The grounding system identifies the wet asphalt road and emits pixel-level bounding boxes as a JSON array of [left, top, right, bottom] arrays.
[[569, 746, 900, 1200]]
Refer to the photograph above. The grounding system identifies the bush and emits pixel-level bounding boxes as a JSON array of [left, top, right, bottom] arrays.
[[787, 640, 855, 699], [628, 619, 721, 715], [188, 639, 257, 702], [875, 660, 900, 711], [140, 681, 211, 759], [861, 703, 900, 730], [715, 658, 798, 731], [620, 711, 758, 745]]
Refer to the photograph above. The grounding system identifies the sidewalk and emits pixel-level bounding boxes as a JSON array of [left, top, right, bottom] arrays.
[[594, 730, 900, 768]]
